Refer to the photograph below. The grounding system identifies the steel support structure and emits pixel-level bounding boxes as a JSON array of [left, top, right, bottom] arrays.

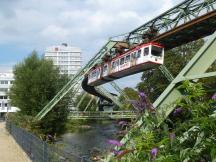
[[155, 31, 216, 124], [76, 92, 88, 109], [96, 86, 123, 108], [36, 0, 216, 121], [84, 95, 95, 112], [105, 30, 216, 162], [109, 81, 130, 100], [113, 0, 216, 49], [159, 65, 174, 82], [35, 41, 119, 120]]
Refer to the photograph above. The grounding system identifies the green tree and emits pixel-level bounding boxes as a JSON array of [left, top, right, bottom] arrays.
[[9, 52, 71, 137], [137, 39, 205, 101], [118, 87, 139, 110]]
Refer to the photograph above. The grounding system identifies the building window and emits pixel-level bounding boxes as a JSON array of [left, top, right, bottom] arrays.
[[0, 88, 8, 92], [0, 96, 8, 99], [0, 80, 9, 84]]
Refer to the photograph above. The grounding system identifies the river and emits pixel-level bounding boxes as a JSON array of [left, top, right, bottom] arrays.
[[58, 120, 121, 161]]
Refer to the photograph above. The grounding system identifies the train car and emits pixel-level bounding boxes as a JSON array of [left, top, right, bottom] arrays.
[[102, 63, 113, 80], [87, 66, 103, 86], [88, 42, 164, 86]]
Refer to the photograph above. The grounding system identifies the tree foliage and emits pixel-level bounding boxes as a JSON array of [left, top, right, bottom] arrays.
[[9, 52, 71, 137], [118, 87, 139, 110]]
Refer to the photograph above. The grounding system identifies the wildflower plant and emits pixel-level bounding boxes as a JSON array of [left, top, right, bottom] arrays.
[[128, 91, 155, 113], [110, 81, 216, 162]]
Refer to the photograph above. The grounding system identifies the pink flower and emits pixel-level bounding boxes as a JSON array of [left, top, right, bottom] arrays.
[[118, 121, 127, 126], [150, 148, 158, 157], [112, 149, 124, 155], [212, 93, 216, 100], [173, 107, 182, 116], [139, 92, 146, 98], [107, 139, 123, 147]]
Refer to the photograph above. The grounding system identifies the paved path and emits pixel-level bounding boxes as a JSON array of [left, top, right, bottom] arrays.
[[0, 121, 31, 162]]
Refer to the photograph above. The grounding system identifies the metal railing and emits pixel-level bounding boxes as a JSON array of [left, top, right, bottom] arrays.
[[69, 111, 137, 120], [6, 121, 90, 162]]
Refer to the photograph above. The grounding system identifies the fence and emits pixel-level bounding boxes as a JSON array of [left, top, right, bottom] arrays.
[[6, 121, 90, 162], [69, 111, 137, 120]]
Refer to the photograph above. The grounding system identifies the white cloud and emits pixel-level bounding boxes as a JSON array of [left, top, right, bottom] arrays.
[[40, 25, 69, 40], [0, 0, 183, 87]]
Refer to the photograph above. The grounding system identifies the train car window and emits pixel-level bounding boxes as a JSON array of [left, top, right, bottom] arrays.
[[89, 73, 92, 79], [96, 70, 100, 77], [116, 60, 119, 66], [133, 52, 137, 58], [111, 62, 115, 69], [120, 57, 125, 65], [103, 65, 108, 72], [125, 55, 130, 63], [144, 47, 149, 56], [151, 46, 162, 57], [137, 50, 141, 58], [131, 52, 135, 59], [92, 71, 96, 77]]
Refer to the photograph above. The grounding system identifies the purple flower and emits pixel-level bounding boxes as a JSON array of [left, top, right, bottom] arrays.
[[128, 91, 155, 112], [118, 121, 127, 126], [128, 100, 145, 111], [112, 149, 124, 156], [150, 148, 158, 157], [173, 107, 182, 116], [139, 92, 146, 98], [212, 93, 216, 100], [107, 139, 123, 147]]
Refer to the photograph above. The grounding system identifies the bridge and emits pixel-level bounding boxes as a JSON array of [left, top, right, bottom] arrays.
[[69, 111, 137, 120]]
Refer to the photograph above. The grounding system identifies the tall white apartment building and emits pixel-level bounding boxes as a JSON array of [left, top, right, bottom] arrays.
[[0, 72, 19, 116], [44, 43, 82, 76]]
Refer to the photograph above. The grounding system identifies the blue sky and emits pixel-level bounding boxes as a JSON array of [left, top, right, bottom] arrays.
[[0, 0, 182, 86]]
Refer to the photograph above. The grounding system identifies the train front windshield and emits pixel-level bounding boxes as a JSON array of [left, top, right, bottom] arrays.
[[151, 46, 163, 57]]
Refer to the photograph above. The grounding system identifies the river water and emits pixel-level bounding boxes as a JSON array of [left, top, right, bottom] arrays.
[[59, 121, 121, 161]]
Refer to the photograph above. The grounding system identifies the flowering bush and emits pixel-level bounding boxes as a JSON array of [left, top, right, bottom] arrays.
[[110, 81, 216, 162]]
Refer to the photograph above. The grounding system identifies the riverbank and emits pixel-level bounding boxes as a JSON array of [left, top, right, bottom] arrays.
[[0, 121, 31, 162]]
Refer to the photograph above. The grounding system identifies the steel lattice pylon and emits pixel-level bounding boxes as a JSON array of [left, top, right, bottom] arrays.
[[35, 0, 216, 121], [104, 30, 216, 162], [113, 0, 216, 49], [35, 41, 119, 120]]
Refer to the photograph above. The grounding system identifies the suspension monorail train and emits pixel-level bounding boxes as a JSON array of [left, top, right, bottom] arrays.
[[88, 42, 164, 86]]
